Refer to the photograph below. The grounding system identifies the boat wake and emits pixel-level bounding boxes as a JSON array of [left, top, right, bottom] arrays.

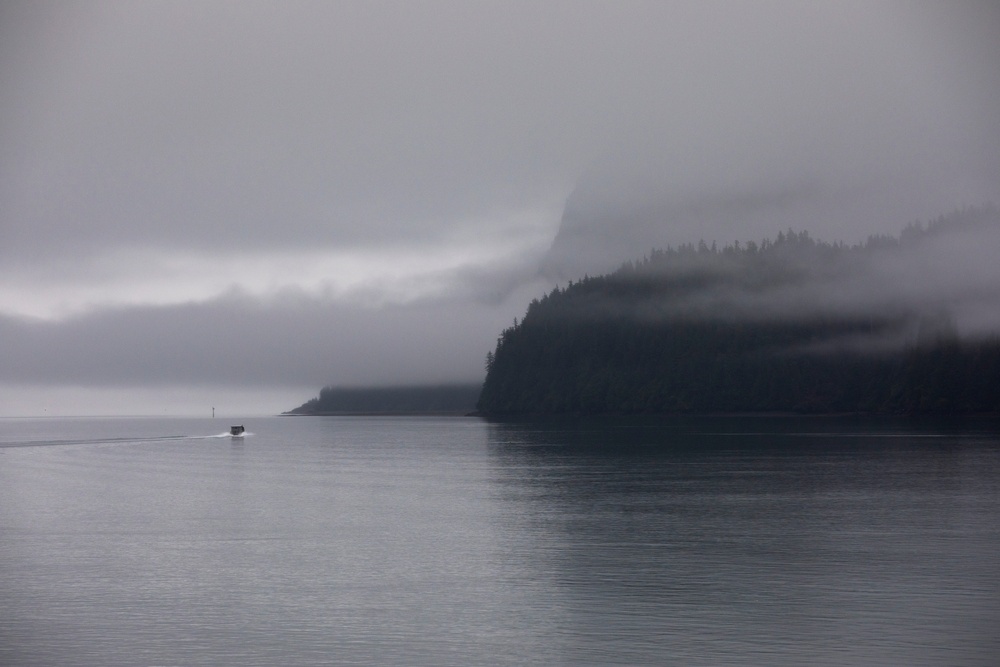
[[2, 432, 252, 449], [2, 434, 188, 449], [208, 431, 254, 439]]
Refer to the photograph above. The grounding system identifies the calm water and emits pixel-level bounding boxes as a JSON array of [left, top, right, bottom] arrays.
[[1, 415, 998, 666]]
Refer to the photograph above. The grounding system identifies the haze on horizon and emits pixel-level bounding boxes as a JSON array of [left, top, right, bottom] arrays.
[[1, 1, 998, 416]]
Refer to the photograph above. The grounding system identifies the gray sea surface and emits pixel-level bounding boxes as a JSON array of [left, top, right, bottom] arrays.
[[1, 414, 998, 666]]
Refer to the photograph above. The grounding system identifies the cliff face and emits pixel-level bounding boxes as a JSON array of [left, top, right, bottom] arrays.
[[541, 188, 667, 282], [540, 162, 680, 282], [538, 150, 938, 284]]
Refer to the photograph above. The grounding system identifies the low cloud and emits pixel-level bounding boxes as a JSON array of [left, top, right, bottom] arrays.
[[564, 207, 1000, 350], [0, 275, 551, 390]]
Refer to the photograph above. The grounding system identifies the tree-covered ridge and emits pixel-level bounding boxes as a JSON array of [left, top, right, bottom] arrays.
[[478, 206, 1000, 416]]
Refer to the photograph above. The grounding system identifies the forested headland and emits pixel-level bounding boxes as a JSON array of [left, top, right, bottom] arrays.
[[478, 206, 1000, 417]]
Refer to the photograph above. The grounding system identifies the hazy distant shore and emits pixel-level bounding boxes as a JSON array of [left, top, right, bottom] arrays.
[[285, 384, 481, 416]]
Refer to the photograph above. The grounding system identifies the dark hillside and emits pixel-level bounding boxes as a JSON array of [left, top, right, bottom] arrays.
[[478, 207, 1000, 416]]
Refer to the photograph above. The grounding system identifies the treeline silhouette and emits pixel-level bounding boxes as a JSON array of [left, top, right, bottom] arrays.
[[478, 206, 1000, 416]]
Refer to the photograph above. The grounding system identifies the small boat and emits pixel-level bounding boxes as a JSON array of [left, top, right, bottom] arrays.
[[230, 425, 245, 436]]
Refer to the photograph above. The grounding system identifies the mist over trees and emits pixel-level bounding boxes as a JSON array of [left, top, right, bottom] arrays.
[[478, 206, 1000, 416]]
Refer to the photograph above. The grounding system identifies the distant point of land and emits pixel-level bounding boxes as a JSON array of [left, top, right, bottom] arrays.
[[285, 384, 481, 416]]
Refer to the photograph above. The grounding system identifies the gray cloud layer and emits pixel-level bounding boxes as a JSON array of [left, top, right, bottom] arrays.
[[0, 289, 523, 387], [4, 2, 998, 261]]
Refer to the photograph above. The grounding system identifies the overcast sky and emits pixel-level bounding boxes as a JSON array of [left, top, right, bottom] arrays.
[[1, 1, 998, 416]]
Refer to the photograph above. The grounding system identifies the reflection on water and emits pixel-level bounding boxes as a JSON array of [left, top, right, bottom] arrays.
[[485, 417, 1000, 666], [0, 415, 998, 666]]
